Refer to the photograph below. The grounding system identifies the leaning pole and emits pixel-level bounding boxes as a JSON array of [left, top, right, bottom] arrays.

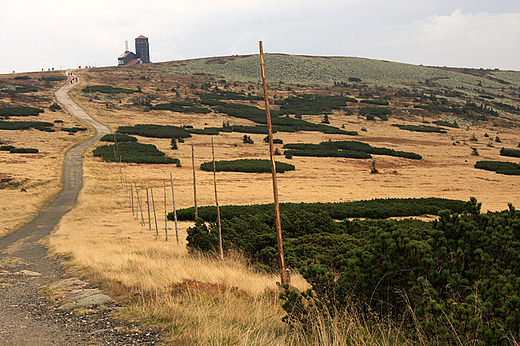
[[259, 41, 286, 285]]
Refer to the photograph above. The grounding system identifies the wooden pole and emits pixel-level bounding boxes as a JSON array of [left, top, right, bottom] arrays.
[[130, 184, 135, 217], [191, 143, 198, 219], [170, 173, 180, 244], [211, 138, 224, 260], [259, 41, 286, 284], [163, 182, 168, 242], [136, 184, 145, 226], [151, 188, 159, 236], [146, 188, 151, 231]]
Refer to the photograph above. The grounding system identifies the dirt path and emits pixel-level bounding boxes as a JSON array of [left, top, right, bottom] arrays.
[[0, 75, 161, 345]]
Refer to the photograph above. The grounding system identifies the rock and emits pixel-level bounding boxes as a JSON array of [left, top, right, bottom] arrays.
[[15, 270, 42, 276], [58, 293, 112, 310]]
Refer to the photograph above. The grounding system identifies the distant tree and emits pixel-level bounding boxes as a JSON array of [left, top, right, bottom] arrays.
[[171, 137, 178, 150]]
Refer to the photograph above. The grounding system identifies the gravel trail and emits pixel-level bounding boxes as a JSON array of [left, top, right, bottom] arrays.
[[0, 75, 162, 345]]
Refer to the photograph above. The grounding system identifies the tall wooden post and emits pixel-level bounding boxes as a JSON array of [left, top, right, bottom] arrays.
[[130, 184, 135, 217], [151, 188, 159, 236], [136, 184, 145, 226], [170, 173, 179, 244], [211, 138, 224, 260], [191, 143, 198, 219], [146, 188, 151, 231], [259, 41, 286, 284], [163, 182, 168, 242]]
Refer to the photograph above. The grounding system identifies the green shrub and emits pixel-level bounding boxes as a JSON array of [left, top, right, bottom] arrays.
[[49, 103, 62, 112], [282, 140, 422, 160], [174, 197, 467, 222], [82, 85, 137, 94], [359, 107, 391, 120], [9, 147, 38, 153], [61, 127, 87, 134], [100, 134, 138, 142], [117, 124, 192, 139], [475, 160, 520, 175], [14, 75, 31, 80], [360, 99, 389, 105], [284, 148, 371, 159], [263, 136, 283, 144], [392, 124, 448, 133], [278, 94, 355, 116], [42, 76, 66, 81], [93, 142, 180, 164], [432, 120, 459, 128], [0, 120, 53, 131], [281, 199, 520, 345], [0, 145, 15, 151], [501, 147, 520, 158], [200, 159, 294, 173], [152, 101, 211, 114], [0, 106, 44, 117]]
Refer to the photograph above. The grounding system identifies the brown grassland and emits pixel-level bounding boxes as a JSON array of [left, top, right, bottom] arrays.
[[1, 57, 520, 344]]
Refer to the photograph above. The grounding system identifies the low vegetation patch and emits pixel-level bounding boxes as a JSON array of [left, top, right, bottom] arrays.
[[93, 142, 180, 164], [174, 197, 466, 222], [475, 160, 520, 175], [0, 120, 54, 131], [61, 127, 87, 134], [283, 140, 421, 160], [82, 85, 137, 94], [8, 147, 39, 154], [200, 159, 294, 173], [500, 147, 520, 158], [359, 106, 391, 120], [0, 106, 44, 117], [152, 101, 211, 114], [432, 119, 459, 128], [278, 94, 356, 116], [392, 124, 448, 133], [100, 134, 138, 142], [117, 124, 192, 139]]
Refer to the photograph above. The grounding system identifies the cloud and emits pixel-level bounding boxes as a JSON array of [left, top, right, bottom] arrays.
[[366, 10, 520, 70]]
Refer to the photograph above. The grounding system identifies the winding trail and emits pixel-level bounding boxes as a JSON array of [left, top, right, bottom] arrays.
[[0, 76, 159, 345]]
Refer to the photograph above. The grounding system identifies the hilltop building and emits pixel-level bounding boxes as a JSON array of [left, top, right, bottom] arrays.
[[118, 35, 151, 66]]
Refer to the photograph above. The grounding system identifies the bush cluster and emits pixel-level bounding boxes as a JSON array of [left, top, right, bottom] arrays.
[[359, 106, 391, 120], [392, 124, 448, 133], [214, 103, 356, 135], [199, 159, 294, 173], [278, 94, 356, 116], [360, 99, 389, 105], [475, 160, 520, 175], [0, 106, 44, 117], [282, 140, 421, 160], [100, 134, 138, 142], [432, 119, 459, 128], [82, 85, 137, 94], [9, 147, 39, 153], [282, 199, 520, 345], [117, 124, 192, 139], [500, 147, 520, 158], [61, 127, 87, 134], [152, 101, 211, 114], [93, 142, 179, 164], [0, 120, 54, 131], [174, 197, 467, 222]]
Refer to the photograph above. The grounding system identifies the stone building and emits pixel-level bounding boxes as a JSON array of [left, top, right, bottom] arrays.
[[118, 35, 151, 66]]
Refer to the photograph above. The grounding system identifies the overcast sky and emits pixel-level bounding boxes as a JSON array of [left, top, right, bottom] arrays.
[[2, 0, 520, 74]]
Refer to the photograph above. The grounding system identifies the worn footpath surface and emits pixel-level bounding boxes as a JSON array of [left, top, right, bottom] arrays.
[[0, 75, 163, 345]]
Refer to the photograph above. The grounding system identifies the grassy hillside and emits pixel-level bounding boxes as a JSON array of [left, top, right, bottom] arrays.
[[163, 53, 520, 89]]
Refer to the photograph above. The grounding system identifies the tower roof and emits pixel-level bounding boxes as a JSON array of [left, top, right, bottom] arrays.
[[136, 35, 148, 39]]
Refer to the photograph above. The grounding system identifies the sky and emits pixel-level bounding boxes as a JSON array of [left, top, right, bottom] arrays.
[[2, 0, 520, 74]]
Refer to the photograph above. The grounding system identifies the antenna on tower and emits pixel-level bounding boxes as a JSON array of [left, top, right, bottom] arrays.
[[125, 40, 129, 52]]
